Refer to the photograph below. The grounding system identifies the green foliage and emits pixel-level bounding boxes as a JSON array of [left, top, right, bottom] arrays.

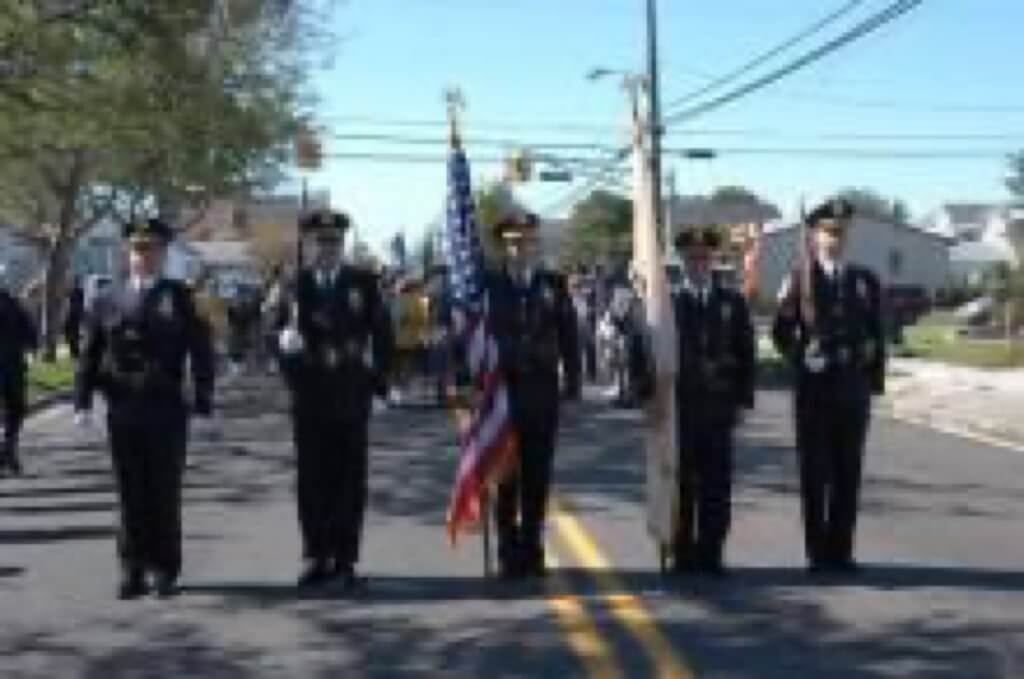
[[1007, 152, 1024, 200], [711, 186, 761, 204], [565, 189, 632, 263], [0, 1, 322, 354], [474, 181, 521, 262], [0, 1, 309, 231], [27, 355, 76, 403], [902, 324, 1024, 369], [835, 187, 910, 223]]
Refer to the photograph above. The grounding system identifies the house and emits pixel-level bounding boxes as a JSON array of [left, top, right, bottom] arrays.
[[186, 239, 261, 297], [72, 219, 122, 279], [925, 203, 1019, 284], [0, 225, 42, 293], [666, 194, 782, 229], [757, 217, 951, 305]]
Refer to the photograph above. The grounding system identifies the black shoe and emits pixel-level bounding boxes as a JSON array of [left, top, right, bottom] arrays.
[[297, 560, 331, 588], [522, 557, 547, 579], [807, 559, 830, 575], [4, 454, 21, 477], [498, 558, 525, 581], [118, 571, 149, 600], [697, 558, 727, 578], [154, 573, 179, 598], [830, 558, 861, 575], [329, 560, 361, 590]]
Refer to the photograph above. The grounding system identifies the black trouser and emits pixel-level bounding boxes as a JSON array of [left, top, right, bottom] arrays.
[[496, 395, 558, 570], [675, 400, 735, 566], [795, 373, 871, 565], [107, 399, 188, 578], [293, 406, 370, 566], [1, 367, 27, 454]]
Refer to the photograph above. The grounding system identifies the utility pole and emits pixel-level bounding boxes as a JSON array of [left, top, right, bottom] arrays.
[[664, 167, 677, 255], [645, 0, 664, 237]]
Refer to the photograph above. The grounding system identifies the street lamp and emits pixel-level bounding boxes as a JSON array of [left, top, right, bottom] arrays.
[[586, 67, 616, 82]]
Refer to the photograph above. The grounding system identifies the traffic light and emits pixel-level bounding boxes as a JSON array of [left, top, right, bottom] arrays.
[[505, 150, 532, 183], [295, 127, 322, 170]]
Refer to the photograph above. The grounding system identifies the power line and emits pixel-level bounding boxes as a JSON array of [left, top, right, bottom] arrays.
[[664, 0, 869, 111], [666, 147, 1013, 159], [663, 0, 926, 127], [319, 147, 1015, 166], [316, 114, 624, 134], [322, 129, 1024, 151]]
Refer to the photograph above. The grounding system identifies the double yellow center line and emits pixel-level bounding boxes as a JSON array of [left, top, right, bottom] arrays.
[[543, 497, 695, 679]]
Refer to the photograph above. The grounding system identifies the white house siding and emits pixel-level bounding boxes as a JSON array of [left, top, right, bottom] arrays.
[[757, 218, 951, 304]]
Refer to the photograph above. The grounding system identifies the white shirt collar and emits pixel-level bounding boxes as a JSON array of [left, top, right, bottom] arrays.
[[819, 257, 842, 277], [131, 275, 155, 293], [686, 278, 711, 299]]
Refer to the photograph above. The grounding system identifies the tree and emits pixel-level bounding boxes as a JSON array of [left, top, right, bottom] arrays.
[[474, 181, 523, 262], [710, 186, 763, 205], [1007, 152, 1024, 200], [835, 187, 911, 223], [565, 189, 632, 264], [0, 1, 318, 357]]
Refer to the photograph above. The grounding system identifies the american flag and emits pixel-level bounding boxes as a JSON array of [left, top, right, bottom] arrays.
[[444, 142, 518, 544]]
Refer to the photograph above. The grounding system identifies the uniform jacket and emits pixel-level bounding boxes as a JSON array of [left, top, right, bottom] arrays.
[[0, 290, 37, 371], [772, 262, 885, 395], [279, 266, 393, 414], [75, 278, 214, 411], [484, 267, 580, 415], [674, 284, 756, 414]]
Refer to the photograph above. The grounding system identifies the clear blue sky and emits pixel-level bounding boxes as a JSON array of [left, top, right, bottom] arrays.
[[299, 0, 1024, 255]]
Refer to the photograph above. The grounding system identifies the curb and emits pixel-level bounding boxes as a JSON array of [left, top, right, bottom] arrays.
[[27, 390, 73, 417], [877, 405, 1024, 452]]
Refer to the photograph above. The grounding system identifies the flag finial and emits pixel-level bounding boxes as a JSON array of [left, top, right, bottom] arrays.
[[444, 86, 466, 149]]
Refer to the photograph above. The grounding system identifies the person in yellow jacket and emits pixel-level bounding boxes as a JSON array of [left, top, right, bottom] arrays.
[[391, 277, 430, 403]]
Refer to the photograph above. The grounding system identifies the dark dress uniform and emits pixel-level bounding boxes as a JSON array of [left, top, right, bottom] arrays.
[[772, 200, 885, 572], [75, 218, 214, 598], [487, 258, 580, 578], [672, 229, 755, 575], [64, 281, 85, 358], [278, 210, 392, 588], [0, 289, 38, 475]]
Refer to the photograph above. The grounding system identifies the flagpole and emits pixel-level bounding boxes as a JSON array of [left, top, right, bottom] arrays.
[[445, 87, 492, 579]]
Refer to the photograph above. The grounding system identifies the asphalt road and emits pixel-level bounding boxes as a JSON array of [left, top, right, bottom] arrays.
[[1, 374, 1022, 677]]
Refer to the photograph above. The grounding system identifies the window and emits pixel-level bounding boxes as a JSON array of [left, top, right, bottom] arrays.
[[889, 249, 904, 277]]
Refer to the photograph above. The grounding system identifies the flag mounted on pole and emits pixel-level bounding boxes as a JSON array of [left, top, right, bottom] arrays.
[[631, 98, 680, 550], [443, 91, 518, 546]]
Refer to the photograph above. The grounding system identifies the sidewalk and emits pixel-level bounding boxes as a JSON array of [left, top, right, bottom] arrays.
[[880, 357, 1024, 447]]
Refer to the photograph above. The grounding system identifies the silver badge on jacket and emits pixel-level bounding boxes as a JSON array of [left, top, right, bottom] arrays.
[[348, 287, 363, 312], [157, 291, 176, 319]]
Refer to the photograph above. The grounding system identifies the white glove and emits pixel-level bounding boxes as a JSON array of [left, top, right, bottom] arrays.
[[74, 410, 94, 428], [804, 353, 826, 373], [278, 326, 305, 355]]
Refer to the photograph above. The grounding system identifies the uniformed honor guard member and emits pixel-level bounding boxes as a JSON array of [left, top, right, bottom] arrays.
[[772, 198, 885, 574], [486, 211, 580, 579], [277, 209, 392, 590], [74, 217, 215, 599], [0, 275, 38, 476], [671, 227, 755, 576]]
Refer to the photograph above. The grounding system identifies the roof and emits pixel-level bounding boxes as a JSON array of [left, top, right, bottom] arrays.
[[762, 217, 952, 244], [949, 239, 1015, 263], [188, 240, 255, 267], [667, 195, 781, 226], [942, 203, 997, 226]]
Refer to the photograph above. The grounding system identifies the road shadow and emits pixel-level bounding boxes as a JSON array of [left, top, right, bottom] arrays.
[[650, 576, 1024, 678], [0, 525, 114, 545], [658, 563, 1024, 594], [0, 565, 25, 578]]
